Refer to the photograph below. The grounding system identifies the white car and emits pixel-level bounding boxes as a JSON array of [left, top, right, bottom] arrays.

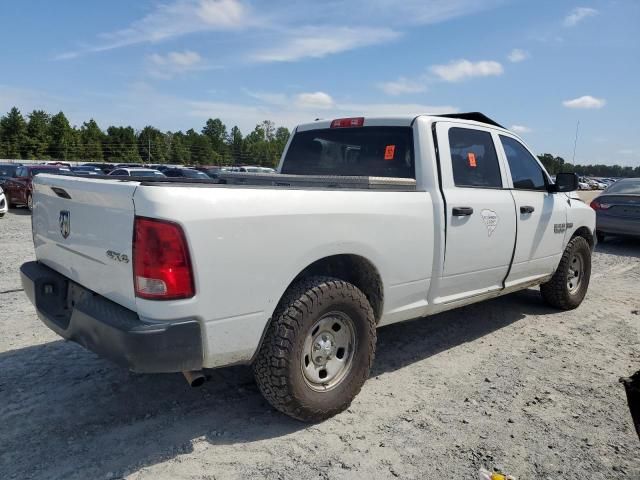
[[0, 186, 7, 217], [21, 112, 595, 422], [108, 168, 166, 177]]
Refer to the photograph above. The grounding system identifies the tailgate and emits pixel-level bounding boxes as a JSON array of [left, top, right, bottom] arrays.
[[32, 174, 139, 310]]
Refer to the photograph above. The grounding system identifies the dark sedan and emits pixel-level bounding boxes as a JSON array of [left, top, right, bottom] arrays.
[[163, 168, 210, 179], [591, 178, 640, 242]]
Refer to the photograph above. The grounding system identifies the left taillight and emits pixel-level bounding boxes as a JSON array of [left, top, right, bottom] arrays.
[[133, 217, 195, 300], [590, 199, 611, 211]]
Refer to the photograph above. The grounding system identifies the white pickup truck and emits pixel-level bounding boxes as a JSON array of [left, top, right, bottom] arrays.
[[21, 112, 595, 422]]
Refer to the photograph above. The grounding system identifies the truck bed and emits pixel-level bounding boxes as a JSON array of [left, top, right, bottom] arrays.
[[66, 172, 417, 191]]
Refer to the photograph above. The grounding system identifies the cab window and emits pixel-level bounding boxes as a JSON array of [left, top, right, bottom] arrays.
[[500, 136, 547, 190], [448, 128, 502, 188]]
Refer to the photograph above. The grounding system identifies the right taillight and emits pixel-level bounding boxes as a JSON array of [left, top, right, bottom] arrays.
[[133, 217, 195, 300], [590, 199, 611, 210]]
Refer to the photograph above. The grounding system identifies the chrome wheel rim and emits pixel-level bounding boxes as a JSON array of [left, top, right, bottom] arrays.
[[301, 311, 356, 392], [567, 253, 584, 294]]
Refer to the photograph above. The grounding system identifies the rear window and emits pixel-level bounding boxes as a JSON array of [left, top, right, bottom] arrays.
[[281, 127, 414, 178], [604, 179, 640, 194], [30, 168, 66, 176], [0, 165, 18, 177]]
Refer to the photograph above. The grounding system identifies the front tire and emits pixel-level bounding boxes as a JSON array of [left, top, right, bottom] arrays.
[[253, 276, 376, 422], [541, 236, 592, 310], [596, 230, 606, 243]]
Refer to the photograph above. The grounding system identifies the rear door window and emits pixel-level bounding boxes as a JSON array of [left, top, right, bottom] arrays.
[[281, 126, 414, 178], [448, 128, 502, 188]]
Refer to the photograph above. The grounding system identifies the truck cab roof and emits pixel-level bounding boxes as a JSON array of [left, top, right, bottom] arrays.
[[296, 112, 507, 132]]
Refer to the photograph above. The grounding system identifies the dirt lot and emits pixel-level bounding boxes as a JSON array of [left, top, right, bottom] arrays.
[[1, 202, 638, 480]]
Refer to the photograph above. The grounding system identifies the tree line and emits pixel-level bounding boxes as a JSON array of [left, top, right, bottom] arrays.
[[537, 153, 640, 178], [1, 106, 638, 176], [0, 107, 290, 167]]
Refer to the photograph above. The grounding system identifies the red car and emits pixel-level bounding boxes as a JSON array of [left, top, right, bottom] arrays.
[[4, 165, 69, 211]]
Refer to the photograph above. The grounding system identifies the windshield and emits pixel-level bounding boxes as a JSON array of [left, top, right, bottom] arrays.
[[604, 179, 640, 194], [181, 169, 209, 178], [281, 126, 414, 178], [134, 170, 165, 177]]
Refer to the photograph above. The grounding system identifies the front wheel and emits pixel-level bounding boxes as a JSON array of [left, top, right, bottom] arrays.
[[596, 230, 606, 243], [253, 276, 376, 422], [540, 236, 592, 310]]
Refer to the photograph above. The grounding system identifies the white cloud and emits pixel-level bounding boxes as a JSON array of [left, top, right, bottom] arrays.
[[250, 26, 400, 63], [377, 77, 427, 96], [511, 125, 532, 133], [508, 49, 529, 63], [563, 7, 598, 27], [430, 59, 504, 82], [56, 0, 502, 61], [562, 95, 606, 109], [56, 0, 251, 59], [147, 50, 214, 79], [295, 92, 334, 109]]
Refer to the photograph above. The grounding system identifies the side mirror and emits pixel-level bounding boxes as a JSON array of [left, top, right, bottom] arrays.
[[551, 172, 578, 193]]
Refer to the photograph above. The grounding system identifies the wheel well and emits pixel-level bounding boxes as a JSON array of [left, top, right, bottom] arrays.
[[290, 254, 384, 323], [571, 226, 594, 250]]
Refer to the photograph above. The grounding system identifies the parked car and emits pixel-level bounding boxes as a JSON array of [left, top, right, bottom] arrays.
[[3, 165, 69, 211], [70, 166, 103, 176], [591, 178, 640, 242], [82, 163, 115, 174], [108, 168, 166, 177], [0, 163, 21, 189], [21, 112, 594, 422], [163, 167, 210, 179], [0, 186, 7, 217]]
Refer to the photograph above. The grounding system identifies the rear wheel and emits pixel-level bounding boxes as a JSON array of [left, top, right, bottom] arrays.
[[253, 276, 376, 422], [541, 236, 591, 310], [596, 230, 606, 243], [27, 193, 33, 212]]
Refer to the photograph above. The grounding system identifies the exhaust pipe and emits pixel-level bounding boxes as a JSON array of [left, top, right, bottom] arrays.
[[183, 370, 206, 387]]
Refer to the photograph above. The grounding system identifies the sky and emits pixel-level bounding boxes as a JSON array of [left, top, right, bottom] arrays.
[[0, 0, 638, 166]]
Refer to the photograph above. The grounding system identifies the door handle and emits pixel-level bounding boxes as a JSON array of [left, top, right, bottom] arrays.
[[520, 205, 535, 214], [452, 206, 474, 216]]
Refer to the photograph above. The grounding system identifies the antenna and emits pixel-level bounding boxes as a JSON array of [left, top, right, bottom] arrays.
[[571, 120, 580, 164]]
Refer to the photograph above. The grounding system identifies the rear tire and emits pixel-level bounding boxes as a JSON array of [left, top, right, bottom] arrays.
[[27, 193, 33, 212], [541, 236, 591, 310], [253, 276, 376, 422], [596, 231, 606, 243]]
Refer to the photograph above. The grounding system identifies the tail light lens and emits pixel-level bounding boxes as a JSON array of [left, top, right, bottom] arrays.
[[133, 217, 194, 300], [590, 199, 611, 210], [330, 117, 365, 128]]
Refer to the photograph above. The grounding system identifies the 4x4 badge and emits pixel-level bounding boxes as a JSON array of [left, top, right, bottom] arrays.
[[59, 210, 70, 239]]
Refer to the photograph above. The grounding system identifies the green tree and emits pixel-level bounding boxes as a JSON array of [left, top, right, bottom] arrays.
[[104, 126, 141, 163], [138, 126, 169, 164], [167, 132, 190, 165], [48, 112, 74, 160], [79, 119, 104, 161], [202, 118, 228, 157], [0, 107, 27, 158], [24, 110, 51, 159], [190, 134, 215, 165], [227, 126, 244, 165]]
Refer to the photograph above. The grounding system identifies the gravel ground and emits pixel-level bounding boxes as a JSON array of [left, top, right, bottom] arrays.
[[0, 204, 638, 480]]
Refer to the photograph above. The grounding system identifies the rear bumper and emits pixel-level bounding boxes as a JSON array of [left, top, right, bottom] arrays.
[[596, 214, 640, 237], [20, 261, 203, 373]]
